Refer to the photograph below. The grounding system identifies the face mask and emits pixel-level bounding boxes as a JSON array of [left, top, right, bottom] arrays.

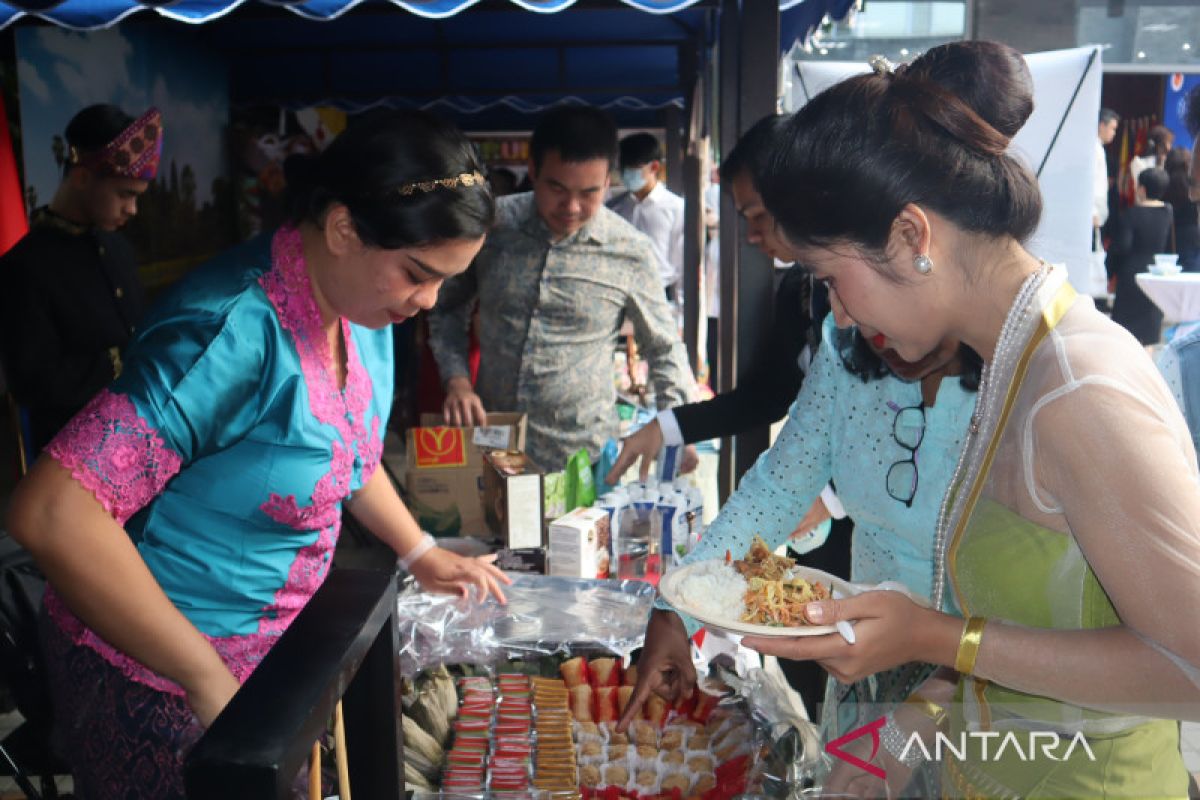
[[621, 167, 649, 194]]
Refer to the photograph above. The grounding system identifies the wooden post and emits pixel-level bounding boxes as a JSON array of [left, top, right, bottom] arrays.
[[679, 40, 706, 375], [731, 0, 781, 483], [716, 0, 742, 502], [664, 105, 684, 197], [715, 0, 780, 500]]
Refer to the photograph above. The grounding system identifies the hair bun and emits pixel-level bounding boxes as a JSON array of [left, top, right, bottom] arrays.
[[906, 41, 1034, 140], [760, 39, 1042, 252]]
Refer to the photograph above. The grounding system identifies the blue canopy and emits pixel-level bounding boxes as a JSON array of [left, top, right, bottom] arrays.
[[203, 6, 704, 128], [0, 0, 837, 31], [1, 0, 856, 129]]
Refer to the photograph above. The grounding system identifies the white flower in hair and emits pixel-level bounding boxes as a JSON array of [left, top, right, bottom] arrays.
[[868, 55, 896, 76]]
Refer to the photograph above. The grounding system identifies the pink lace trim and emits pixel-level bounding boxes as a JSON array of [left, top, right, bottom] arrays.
[[260, 442, 350, 531], [257, 524, 338, 636], [45, 520, 338, 695], [255, 227, 381, 637], [259, 227, 379, 452], [45, 586, 278, 697], [360, 416, 383, 486], [46, 390, 183, 525]]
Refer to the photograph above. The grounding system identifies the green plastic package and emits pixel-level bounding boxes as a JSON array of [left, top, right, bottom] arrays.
[[543, 471, 567, 520], [563, 447, 596, 511]]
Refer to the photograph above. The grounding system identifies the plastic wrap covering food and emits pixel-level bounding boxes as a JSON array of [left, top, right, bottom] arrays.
[[714, 667, 827, 800], [397, 574, 657, 677]]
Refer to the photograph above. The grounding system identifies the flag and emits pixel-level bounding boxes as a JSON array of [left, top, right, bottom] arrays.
[[1120, 117, 1151, 208], [0, 94, 27, 256]]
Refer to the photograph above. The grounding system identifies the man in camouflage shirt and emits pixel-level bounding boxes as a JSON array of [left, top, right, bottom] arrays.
[[428, 106, 696, 470]]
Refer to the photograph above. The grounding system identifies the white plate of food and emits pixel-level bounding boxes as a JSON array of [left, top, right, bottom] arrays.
[[658, 537, 858, 638]]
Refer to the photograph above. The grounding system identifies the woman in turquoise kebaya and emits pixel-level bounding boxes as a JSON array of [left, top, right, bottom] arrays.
[[6, 110, 509, 799]]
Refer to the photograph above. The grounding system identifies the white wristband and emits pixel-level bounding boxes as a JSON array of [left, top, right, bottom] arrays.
[[399, 532, 437, 572], [656, 409, 685, 447], [820, 484, 847, 520]]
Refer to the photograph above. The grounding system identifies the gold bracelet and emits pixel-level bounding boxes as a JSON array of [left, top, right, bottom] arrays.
[[903, 693, 948, 727], [955, 616, 988, 675]]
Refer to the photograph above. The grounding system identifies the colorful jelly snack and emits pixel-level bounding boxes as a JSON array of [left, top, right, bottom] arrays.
[[560, 656, 590, 689], [570, 684, 594, 722], [593, 686, 619, 723], [617, 686, 635, 716], [622, 665, 638, 687], [589, 657, 621, 687]]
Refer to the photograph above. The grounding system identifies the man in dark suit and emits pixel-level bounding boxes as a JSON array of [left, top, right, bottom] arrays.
[[607, 116, 830, 502], [0, 104, 161, 452], [606, 115, 850, 718]]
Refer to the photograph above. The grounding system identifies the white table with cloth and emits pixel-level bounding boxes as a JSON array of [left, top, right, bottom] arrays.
[[1135, 272, 1200, 325]]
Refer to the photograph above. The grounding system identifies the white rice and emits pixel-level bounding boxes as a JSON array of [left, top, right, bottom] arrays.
[[675, 561, 747, 621]]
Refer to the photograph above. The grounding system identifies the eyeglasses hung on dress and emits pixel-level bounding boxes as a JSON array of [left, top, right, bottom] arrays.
[[886, 400, 926, 508]]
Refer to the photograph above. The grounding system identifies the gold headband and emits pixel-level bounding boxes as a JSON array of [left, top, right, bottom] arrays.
[[398, 171, 485, 196]]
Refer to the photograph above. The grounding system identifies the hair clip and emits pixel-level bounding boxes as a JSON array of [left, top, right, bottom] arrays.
[[868, 55, 896, 76], [398, 170, 486, 196]]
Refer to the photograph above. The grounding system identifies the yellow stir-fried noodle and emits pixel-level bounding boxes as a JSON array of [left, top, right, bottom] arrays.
[[732, 536, 831, 626]]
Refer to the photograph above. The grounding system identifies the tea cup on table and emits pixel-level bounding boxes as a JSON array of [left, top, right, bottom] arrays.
[[1152, 254, 1181, 275]]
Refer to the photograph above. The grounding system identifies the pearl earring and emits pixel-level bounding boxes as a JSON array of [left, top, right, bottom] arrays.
[[914, 254, 934, 274]]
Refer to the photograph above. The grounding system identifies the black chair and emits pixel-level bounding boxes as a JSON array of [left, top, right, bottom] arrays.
[[0, 536, 70, 799]]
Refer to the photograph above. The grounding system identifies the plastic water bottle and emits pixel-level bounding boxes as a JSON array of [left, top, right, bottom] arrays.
[[597, 488, 629, 578], [654, 490, 690, 572], [618, 486, 657, 580]]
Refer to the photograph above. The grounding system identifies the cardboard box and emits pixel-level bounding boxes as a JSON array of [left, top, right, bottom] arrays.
[[548, 507, 611, 579], [409, 413, 527, 470], [403, 413, 528, 540], [404, 467, 488, 538], [482, 450, 545, 549]]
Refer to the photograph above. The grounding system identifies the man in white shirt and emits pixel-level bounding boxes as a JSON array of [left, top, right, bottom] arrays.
[[609, 133, 685, 301], [1092, 109, 1119, 299]]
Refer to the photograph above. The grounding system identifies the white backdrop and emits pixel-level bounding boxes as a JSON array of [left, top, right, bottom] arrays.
[[785, 46, 1103, 296]]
